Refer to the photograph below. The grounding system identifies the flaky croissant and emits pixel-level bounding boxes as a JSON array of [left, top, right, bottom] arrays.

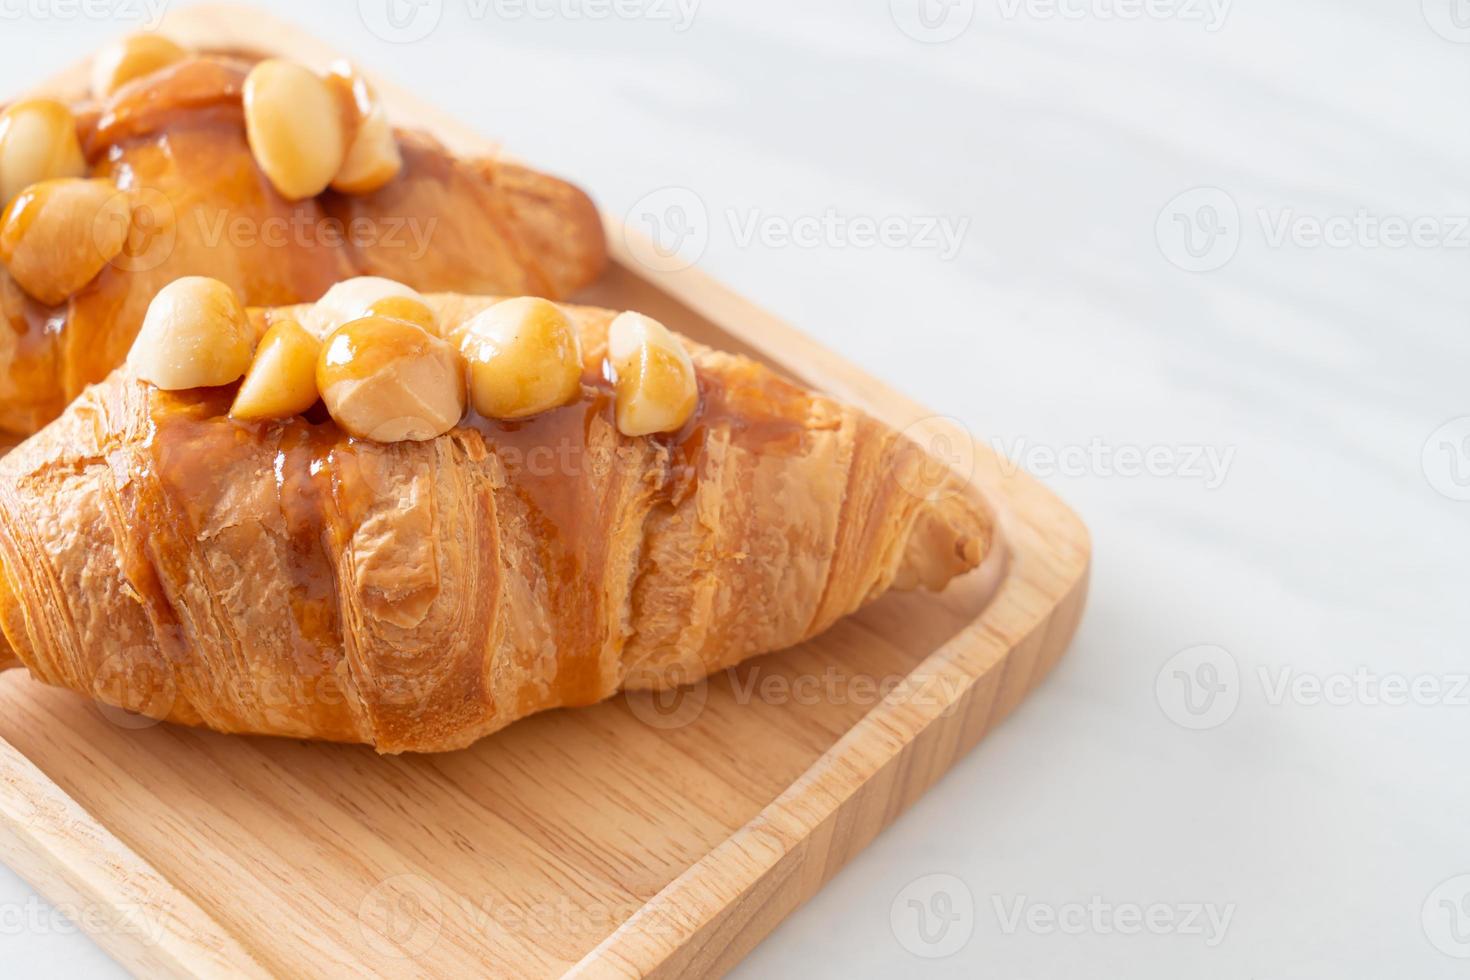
[[0, 54, 606, 434], [0, 294, 992, 753]]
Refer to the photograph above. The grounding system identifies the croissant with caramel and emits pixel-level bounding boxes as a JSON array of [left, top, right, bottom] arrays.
[[0, 52, 606, 434], [0, 294, 992, 753]]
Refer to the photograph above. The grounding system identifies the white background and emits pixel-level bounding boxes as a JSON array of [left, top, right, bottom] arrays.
[[1, 0, 1468, 976]]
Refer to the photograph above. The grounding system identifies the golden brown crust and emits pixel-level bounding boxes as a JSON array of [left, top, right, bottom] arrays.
[[0, 295, 992, 752], [0, 55, 607, 436]]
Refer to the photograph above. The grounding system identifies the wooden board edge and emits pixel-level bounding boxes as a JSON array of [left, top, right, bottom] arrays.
[[0, 736, 270, 978], [572, 244, 1094, 979], [572, 565, 1089, 978]]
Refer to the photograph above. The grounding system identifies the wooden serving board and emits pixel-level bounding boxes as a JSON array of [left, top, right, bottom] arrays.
[[0, 7, 1090, 977]]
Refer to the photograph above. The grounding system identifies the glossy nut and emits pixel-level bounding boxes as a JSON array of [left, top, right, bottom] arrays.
[[326, 62, 402, 195], [0, 100, 86, 208], [607, 312, 698, 437], [90, 33, 188, 99], [317, 315, 465, 442], [0, 178, 131, 306], [230, 319, 321, 421], [307, 276, 433, 340], [243, 59, 346, 201], [455, 297, 582, 420], [367, 294, 436, 334], [127, 277, 252, 390]]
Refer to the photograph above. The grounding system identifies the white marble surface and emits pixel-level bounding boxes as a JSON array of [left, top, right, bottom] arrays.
[[2, 0, 1468, 976]]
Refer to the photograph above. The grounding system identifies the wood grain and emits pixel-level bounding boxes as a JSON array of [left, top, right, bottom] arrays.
[[0, 6, 1090, 977]]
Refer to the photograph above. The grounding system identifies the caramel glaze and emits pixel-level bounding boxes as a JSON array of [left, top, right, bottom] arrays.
[[138, 387, 362, 736], [137, 326, 816, 736], [0, 54, 606, 436]]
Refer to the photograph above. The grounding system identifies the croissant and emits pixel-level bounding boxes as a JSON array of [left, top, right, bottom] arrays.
[[0, 294, 993, 753], [0, 53, 606, 434]]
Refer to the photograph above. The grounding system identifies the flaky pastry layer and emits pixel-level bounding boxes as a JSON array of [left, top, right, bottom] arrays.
[[0, 295, 992, 752]]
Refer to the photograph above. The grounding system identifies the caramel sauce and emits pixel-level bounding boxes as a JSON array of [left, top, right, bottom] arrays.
[[0, 52, 569, 436], [321, 64, 369, 161], [45, 58, 357, 408], [88, 57, 253, 154], [270, 422, 356, 672], [0, 278, 67, 432], [136, 336, 817, 714], [138, 385, 366, 734], [0, 185, 44, 257], [154, 393, 347, 661]]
